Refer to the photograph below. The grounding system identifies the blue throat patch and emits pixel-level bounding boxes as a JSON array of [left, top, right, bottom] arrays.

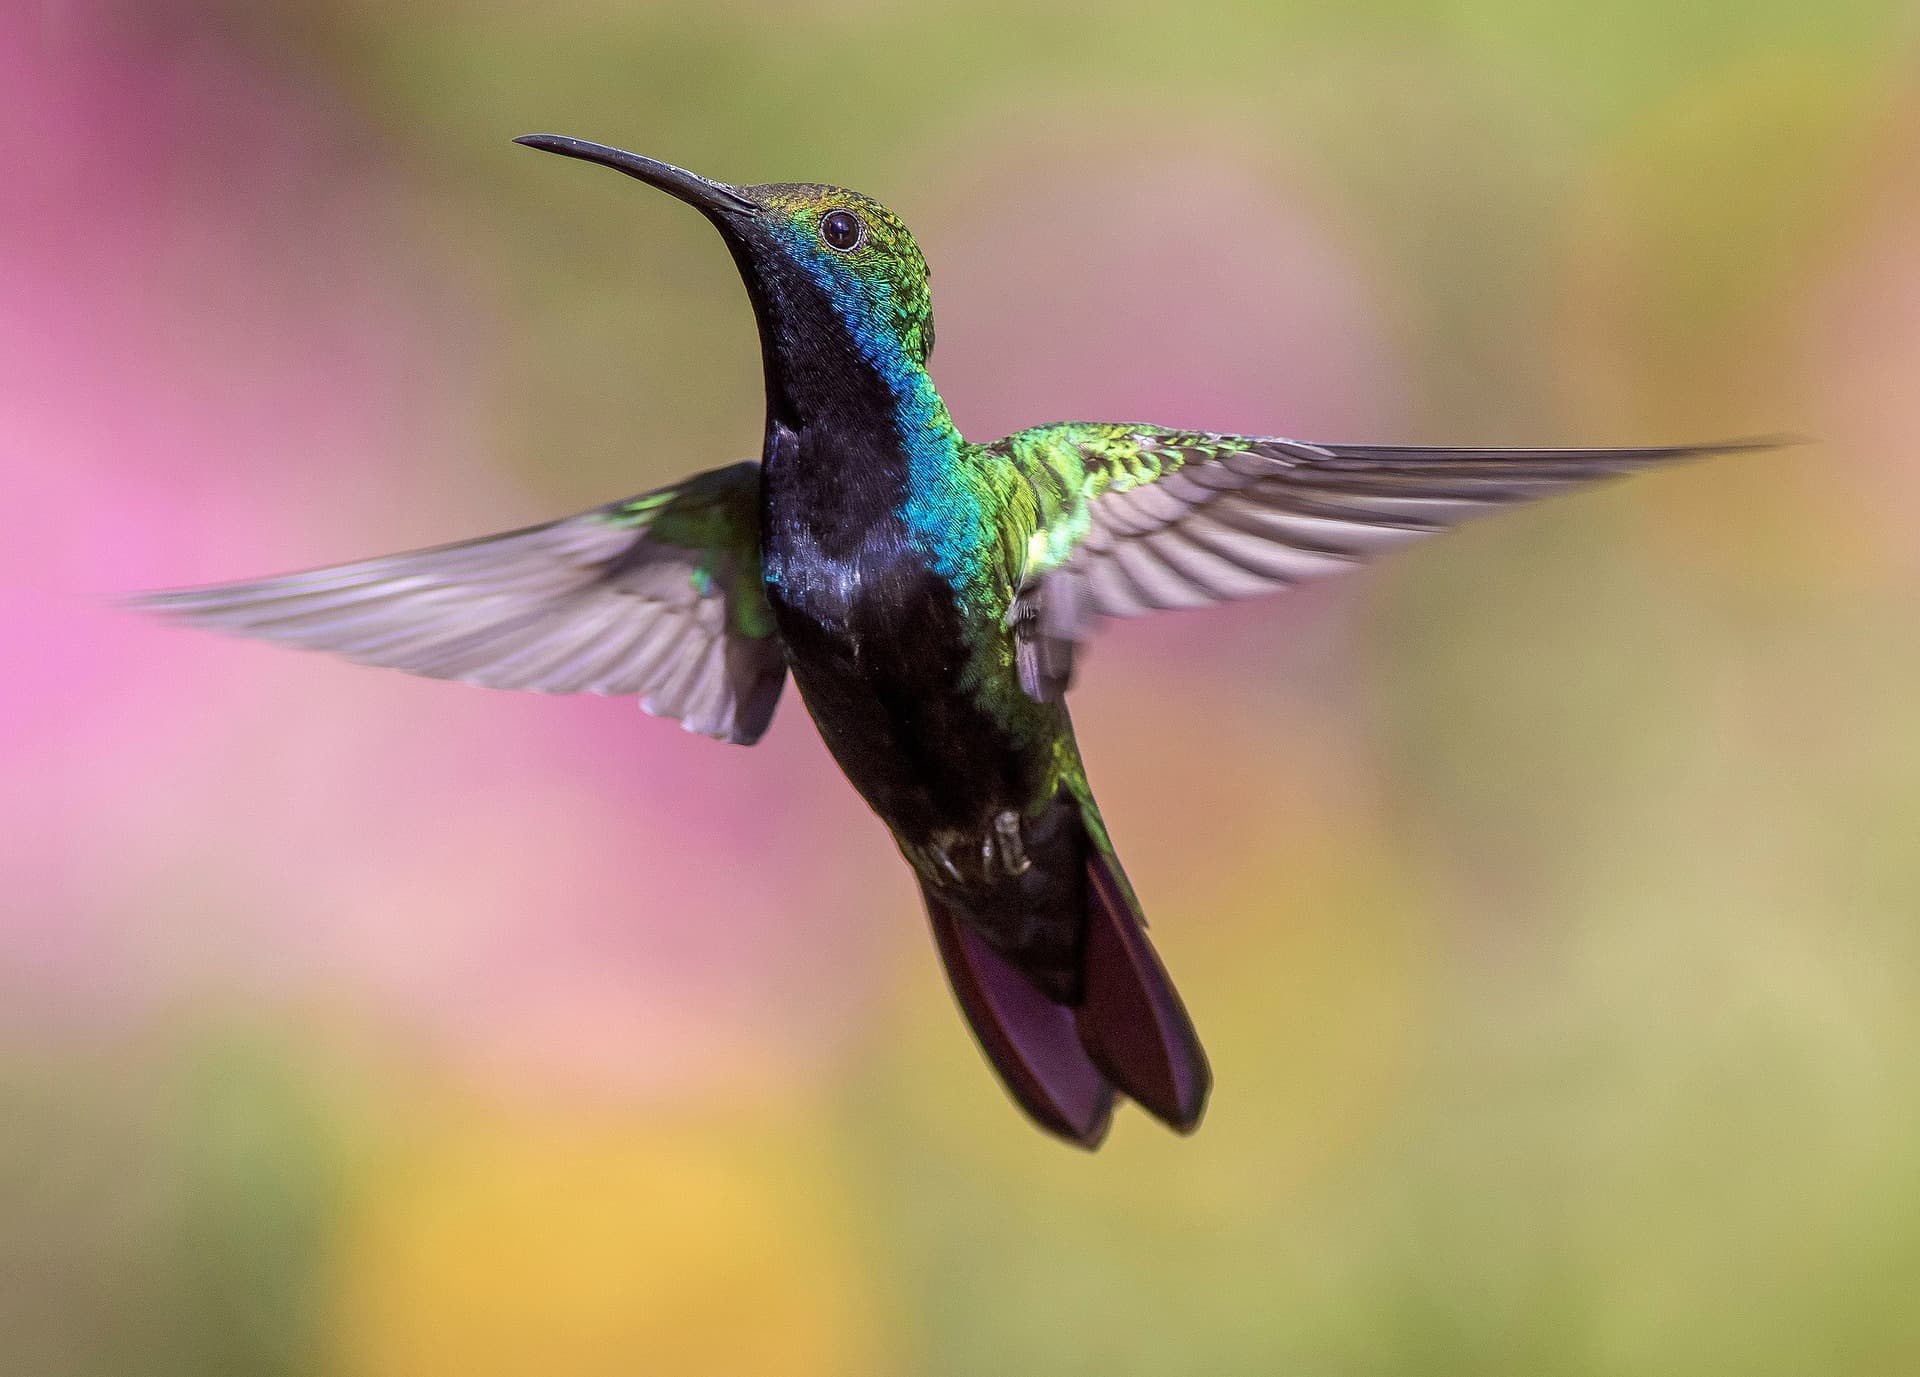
[[776, 227, 986, 587]]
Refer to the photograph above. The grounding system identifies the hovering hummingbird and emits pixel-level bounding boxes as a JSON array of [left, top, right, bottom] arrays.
[[141, 134, 1778, 1147]]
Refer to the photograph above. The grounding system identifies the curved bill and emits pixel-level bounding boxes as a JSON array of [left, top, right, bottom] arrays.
[[513, 135, 758, 217]]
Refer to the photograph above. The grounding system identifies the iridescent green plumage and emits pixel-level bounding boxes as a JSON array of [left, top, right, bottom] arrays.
[[139, 135, 1782, 1147], [609, 461, 778, 642]]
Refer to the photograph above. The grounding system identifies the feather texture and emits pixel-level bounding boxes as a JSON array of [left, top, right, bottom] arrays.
[[136, 461, 787, 744], [993, 425, 1789, 698]]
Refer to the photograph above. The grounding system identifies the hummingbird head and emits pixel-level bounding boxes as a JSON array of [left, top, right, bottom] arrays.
[[516, 136, 937, 426]]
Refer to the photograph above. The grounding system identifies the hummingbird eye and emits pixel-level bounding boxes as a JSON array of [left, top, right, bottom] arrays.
[[820, 209, 865, 253]]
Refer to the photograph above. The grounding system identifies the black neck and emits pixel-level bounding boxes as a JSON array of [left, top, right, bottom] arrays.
[[727, 241, 918, 551], [724, 240, 899, 436]]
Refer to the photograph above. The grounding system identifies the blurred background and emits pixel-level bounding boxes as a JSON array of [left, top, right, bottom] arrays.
[[9, 0, 1920, 1372]]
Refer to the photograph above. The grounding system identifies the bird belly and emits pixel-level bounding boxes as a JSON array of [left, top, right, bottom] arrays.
[[773, 557, 1044, 833], [769, 542, 1093, 993]]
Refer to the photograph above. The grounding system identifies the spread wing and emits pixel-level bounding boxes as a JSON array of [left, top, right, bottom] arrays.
[[137, 461, 787, 745], [994, 423, 1787, 701]]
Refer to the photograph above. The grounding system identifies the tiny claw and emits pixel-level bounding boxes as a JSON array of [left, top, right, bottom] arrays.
[[916, 841, 965, 888], [992, 810, 1032, 877]]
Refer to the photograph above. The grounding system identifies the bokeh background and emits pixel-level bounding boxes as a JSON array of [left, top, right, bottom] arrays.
[[10, 0, 1920, 1372]]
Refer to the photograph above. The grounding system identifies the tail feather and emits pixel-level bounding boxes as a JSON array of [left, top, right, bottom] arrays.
[[922, 886, 1116, 1147], [1073, 850, 1211, 1133], [919, 841, 1211, 1146]]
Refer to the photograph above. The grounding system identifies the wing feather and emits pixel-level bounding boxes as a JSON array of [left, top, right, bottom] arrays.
[[137, 461, 787, 745], [995, 423, 1790, 700]]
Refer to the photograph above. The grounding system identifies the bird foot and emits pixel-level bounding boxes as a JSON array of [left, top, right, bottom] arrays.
[[908, 840, 968, 888], [985, 810, 1032, 878], [910, 812, 1032, 887]]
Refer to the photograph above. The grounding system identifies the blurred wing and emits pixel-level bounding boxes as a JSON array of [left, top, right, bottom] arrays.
[[997, 423, 1786, 701], [138, 461, 787, 745]]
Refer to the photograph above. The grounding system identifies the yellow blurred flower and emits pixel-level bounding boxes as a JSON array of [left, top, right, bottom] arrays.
[[330, 1102, 882, 1377]]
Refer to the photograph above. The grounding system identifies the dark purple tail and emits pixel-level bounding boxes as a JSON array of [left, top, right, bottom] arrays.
[[920, 850, 1210, 1147]]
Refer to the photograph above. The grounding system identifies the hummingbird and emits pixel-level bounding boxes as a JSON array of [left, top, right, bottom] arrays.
[[140, 134, 1779, 1148]]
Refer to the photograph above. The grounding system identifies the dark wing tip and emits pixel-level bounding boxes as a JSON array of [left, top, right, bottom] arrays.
[[118, 586, 203, 617], [118, 582, 277, 623], [1310, 432, 1811, 465], [1651, 432, 1811, 458], [1722, 431, 1814, 452]]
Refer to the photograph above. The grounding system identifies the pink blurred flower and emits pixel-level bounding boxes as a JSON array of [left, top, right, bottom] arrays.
[[1, 13, 884, 1095]]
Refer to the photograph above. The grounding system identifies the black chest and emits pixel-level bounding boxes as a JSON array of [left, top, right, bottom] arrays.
[[759, 421, 961, 665], [735, 259, 1057, 840]]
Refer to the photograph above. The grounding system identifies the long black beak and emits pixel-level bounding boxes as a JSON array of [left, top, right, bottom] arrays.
[[513, 135, 758, 218]]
